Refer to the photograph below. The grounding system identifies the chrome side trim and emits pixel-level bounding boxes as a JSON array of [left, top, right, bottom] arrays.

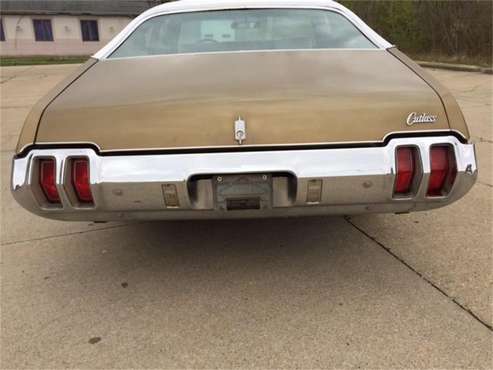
[[11, 136, 477, 220], [93, 3, 392, 60], [21, 129, 469, 157]]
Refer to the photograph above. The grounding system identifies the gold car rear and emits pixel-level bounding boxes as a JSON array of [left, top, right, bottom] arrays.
[[11, 0, 477, 220]]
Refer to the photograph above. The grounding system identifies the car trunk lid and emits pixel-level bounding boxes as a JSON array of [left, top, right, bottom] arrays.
[[36, 50, 450, 151]]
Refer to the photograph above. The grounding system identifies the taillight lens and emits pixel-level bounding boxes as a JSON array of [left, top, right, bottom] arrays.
[[428, 146, 457, 197], [394, 147, 416, 195], [39, 159, 60, 203], [72, 159, 93, 203]]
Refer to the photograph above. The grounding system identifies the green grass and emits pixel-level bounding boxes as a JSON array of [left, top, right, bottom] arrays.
[[1, 53, 490, 69], [0, 56, 89, 67], [409, 53, 492, 68]]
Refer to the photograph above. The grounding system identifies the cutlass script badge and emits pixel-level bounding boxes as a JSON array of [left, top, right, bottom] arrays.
[[234, 117, 246, 144], [406, 112, 438, 126]]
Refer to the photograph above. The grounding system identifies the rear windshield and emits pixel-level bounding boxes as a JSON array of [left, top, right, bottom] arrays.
[[109, 9, 376, 58]]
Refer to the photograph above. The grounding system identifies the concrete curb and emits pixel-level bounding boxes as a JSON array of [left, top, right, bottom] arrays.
[[417, 61, 493, 74]]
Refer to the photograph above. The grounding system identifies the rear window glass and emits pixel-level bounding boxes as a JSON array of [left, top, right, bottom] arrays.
[[110, 9, 376, 58]]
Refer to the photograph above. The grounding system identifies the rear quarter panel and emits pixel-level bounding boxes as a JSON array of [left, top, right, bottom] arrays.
[[388, 47, 470, 140], [15, 58, 98, 153]]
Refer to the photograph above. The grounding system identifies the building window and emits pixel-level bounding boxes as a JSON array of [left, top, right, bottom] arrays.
[[0, 19, 5, 41], [81, 20, 99, 41], [33, 19, 54, 41]]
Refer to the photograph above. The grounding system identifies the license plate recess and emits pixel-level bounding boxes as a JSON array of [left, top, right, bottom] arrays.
[[214, 174, 272, 211]]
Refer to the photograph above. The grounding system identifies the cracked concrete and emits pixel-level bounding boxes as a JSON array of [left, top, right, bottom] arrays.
[[345, 216, 492, 331], [1, 64, 492, 368]]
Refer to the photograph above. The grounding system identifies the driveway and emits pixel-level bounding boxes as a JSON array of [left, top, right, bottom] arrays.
[[1, 64, 492, 369]]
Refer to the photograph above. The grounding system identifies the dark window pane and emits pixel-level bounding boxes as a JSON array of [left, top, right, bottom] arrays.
[[33, 19, 53, 41], [0, 19, 5, 41], [81, 20, 99, 41]]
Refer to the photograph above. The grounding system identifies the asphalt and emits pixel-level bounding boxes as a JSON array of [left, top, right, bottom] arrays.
[[1, 64, 492, 369]]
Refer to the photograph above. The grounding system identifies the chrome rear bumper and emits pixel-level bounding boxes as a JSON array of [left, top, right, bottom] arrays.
[[11, 136, 477, 221]]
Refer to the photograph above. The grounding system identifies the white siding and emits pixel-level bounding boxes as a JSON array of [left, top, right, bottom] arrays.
[[0, 14, 132, 56]]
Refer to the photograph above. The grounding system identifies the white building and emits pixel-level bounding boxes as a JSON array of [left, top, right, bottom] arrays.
[[0, 0, 167, 56]]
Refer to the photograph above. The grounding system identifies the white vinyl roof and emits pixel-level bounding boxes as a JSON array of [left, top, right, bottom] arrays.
[[94, 0, 392, 59], [146, 0, 344, 14]]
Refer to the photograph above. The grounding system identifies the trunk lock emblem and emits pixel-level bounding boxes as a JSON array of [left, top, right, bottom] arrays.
[[234, 117, 246, 145]]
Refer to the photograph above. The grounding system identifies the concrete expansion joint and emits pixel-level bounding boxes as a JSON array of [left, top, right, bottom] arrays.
[[0, 66, 35, 85], [476, 137, 493, 145], [477, 181, 493, 189], [343, 216, 493, 332], [0, 222, 140, 247]]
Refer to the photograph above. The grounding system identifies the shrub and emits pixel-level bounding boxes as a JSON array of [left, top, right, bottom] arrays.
[[340, 0, 492, 66]]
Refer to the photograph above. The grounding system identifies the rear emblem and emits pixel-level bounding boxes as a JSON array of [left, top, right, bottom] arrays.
[[406, 112, 437, 126], [234, 116, 246, 145]]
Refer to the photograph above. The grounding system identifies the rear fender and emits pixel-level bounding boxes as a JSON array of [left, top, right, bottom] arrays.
[[388, 47, 470, 140], [15, 58, 98, 154]]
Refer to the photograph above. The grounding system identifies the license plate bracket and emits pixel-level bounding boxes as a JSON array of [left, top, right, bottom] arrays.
[[214, 174, 272, 211]]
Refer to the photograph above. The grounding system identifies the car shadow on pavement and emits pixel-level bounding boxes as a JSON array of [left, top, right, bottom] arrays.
[[45, 215, 374, 302], [102, 216, 352, 267]]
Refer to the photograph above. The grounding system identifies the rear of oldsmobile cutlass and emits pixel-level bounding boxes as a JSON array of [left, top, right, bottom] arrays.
[[11, 0, 477, 221]]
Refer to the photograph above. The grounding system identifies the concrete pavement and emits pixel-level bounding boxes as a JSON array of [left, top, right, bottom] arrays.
[[1, 64, 492, 369]]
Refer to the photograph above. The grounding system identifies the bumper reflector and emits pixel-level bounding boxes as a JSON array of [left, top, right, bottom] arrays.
[[163, 184, 179, 207], [306, 179, 323, 203], [39, 159, 60, 203]]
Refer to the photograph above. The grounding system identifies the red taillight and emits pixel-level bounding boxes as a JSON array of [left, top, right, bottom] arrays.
[[72, 159, 93, 203], [39, 159, 60, 203], [394, 147, 416, 195], [428, 146, 456, 197]]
